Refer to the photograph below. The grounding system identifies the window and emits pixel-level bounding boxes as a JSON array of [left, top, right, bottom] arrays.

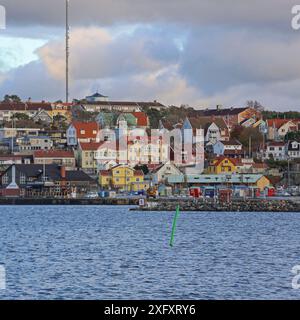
[[2, 174, 8, 185], [80, 130, 86, 135], [20, 174, 26, 184]]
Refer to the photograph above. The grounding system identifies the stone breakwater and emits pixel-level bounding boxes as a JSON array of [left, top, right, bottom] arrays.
[[133, 199, 300, 212]]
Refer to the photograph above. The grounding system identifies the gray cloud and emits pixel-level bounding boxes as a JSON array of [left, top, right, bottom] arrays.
[[0, 0, 296, 30]]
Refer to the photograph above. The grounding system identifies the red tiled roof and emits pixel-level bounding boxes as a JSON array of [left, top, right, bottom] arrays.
[[72, 122, 99, 139], [267, 142, 286, 147], [80, 142, 105, 151], [253, 163, 268, 169], [0, 102, 52, 111], [34, 150, 74, 158], [132, 112, 149, 127], [212, 157, 240, 167], [99, 170, 111, 176], [266, 119, 293, 129], [134, 170, 144, 176]]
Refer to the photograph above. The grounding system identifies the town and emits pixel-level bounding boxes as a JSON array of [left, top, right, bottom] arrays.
[[0, 93, 299, 203]]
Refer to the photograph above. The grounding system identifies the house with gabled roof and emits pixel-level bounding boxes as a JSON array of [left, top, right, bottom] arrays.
[[67, 121, 99, 146], [266, 119, 299, 140]]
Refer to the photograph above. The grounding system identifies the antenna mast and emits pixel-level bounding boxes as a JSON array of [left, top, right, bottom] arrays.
[[66, 0, 70, 103]]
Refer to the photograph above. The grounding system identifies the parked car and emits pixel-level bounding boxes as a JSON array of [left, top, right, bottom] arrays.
[[85, 192, 99, 199]]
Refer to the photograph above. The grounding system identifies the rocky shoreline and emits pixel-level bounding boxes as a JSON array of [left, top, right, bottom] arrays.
[[132, 199, 300, 212]]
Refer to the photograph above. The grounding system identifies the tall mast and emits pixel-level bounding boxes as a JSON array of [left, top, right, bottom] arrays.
[[66, 0, 70, 103]]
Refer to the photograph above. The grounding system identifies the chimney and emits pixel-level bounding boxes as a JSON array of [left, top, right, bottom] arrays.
[[60, 165, 66, 179]]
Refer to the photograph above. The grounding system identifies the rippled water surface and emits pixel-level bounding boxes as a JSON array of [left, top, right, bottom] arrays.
[[0, 205, 300, 300]]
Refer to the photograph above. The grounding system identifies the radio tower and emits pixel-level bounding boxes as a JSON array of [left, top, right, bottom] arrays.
[[66, 0, 70, 103]]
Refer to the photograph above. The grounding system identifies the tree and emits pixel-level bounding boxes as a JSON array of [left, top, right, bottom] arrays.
[[285, 131, 300, 142], [246, 100, 264, 111], [3, 95, 21, 103], [134, 164, 149, 175], [11, 113, 30, 121], [233, 126, 263, 152]]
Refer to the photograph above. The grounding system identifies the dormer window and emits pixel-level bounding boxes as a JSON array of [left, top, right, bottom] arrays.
[[80, 130, 85, 135]]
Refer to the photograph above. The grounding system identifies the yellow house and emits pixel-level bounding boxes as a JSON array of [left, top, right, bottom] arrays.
[[207, 157, 238, 174], [78, 142, 105, 173], [99, 165, 148, 191], [252, 175, 271, 191], [50, 103, 72, 123]]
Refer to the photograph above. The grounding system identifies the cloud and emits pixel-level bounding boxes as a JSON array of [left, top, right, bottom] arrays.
[[37, 27, 180, 81], [1, 1, 300, 111], [180, 29, 300, 94], [0, 0, 296, 29]]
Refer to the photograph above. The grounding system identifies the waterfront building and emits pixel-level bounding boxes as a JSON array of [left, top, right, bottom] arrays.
[[150, 162, 183, 185], [33, 150, 76, 169], [99, 165, 148, 192], [183, 174, 271, 192], [0, 164, 96, 198]]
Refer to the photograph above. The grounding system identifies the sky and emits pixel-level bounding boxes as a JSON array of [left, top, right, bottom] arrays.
[[0, 0, 300, 111]]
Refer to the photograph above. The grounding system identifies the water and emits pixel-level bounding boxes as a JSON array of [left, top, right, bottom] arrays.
[[0, 205, 300, 300]]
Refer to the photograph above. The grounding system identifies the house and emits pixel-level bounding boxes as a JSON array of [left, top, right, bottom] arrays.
[[116, 114, 137, 128], [0, 155, 23, 165], [127, 136, 169, 165], [33, 150, 76, 169], [207, 157, 239, 174], [286, 141, 300, 159], [96, 112, 117, 128], [0, 164, 96, 198], [0, 127, 42, 140], [131, 112, 149, 128], [32, 109, 53, 124], [44, 129, 67, 148], [50, 102, 72, 122], [185, 174, 271, 191], [182, 117, 229, 145], [212, 139, 243, 157], [81, 96, 166, 113], [67, 121, 99, 146], [266, 119, 299, 140], [99, 165, 149, 192], [198, 106, 262, 130], [0, 101, 52, 122], [150, 162, 183, 185], [16, 136, 53, 153], [77, 142, 106, 174], [263, 142, 286, 161], [86, 92, 109, 103]]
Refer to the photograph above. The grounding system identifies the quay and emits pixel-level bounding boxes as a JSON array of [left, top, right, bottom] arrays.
[[131, 198, 300, 212], [0, 197, 139, 206]]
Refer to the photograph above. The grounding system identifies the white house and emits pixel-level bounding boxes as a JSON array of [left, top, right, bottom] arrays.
[[150, 162, 183, 185], [264, 142, 286, 161], [286, 141, 300, 159], [212, 139, 243, 157]]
